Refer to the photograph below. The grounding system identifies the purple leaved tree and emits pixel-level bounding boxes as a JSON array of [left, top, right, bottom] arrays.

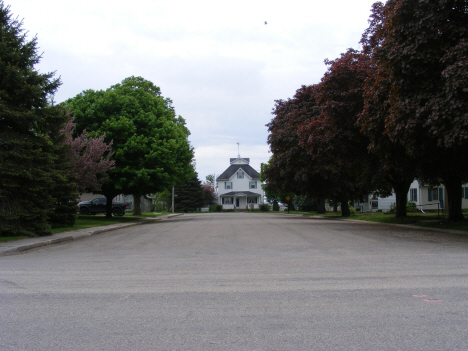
[[62, 114, 115, 194]]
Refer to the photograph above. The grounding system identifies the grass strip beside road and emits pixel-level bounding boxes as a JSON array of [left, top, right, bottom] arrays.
[[51, 212, 173, 234], [300, 211, 468, 232]]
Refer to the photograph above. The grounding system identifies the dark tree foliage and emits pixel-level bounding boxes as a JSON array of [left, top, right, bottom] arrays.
[[358, 2, 418, 218], [0, 2, 76, 236], [265, 85, 328, 214], [174, 173, 205, 212], [260, 160, 296, 209], [298, 49, 387, 216], [202, 183, 216, 206], [365, 0, 468, 221]]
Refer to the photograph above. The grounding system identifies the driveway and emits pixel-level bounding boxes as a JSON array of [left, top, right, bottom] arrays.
[[1, 213, 468, 350]]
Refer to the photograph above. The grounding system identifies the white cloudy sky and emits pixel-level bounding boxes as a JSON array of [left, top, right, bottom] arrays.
[[11, 0, 377, 180]]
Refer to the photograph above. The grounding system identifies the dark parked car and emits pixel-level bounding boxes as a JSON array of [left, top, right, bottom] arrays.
[[78, 198, 131, 216]]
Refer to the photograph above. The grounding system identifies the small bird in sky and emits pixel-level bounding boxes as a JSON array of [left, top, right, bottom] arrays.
[[264, 21, 267, 25]]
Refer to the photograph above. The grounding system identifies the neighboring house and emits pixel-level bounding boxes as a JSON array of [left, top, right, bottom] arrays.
[[216, 157, 264, 210], [407, 180, 446, 211], [354, 179, 468, 213], [354, 193, 396, 212]]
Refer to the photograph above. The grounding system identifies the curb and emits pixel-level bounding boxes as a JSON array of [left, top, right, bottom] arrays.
[[0, 214, 183, 257]]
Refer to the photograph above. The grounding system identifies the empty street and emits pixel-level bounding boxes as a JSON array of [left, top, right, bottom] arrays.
[[2, 213, 468, 351]]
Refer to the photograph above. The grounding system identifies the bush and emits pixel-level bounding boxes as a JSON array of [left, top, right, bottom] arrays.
[[349, 206, 357, 215], [260, 204, 270, 212], [389, 202, 396, 212], [406, 202, 417, 212], [210, 204, 222, 212]]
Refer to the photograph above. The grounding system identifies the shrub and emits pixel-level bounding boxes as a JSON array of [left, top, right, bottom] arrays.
[[260, 204, 270, 212], [349, 206, 357, 215], [406, 202, 417, 212], [210, 204, 222, 212]]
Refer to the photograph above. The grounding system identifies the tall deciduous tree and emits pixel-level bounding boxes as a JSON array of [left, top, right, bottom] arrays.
[[358, 1, 418, 218], [66, 76, 194, 216], [366, 0, 468, 221], [265, 85, 328, 213], [299, 50, 386, 216], [0, 2, 76, 235]]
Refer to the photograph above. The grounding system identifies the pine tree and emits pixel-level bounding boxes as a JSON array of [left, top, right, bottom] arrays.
[[174, 174, 205, 212], [0, 2, 74, 235]]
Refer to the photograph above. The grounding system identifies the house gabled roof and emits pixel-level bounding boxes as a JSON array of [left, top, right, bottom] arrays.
[[217, 164, 260, 181]]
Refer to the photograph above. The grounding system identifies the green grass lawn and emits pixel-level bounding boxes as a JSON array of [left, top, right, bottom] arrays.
[[298, 210, 468, 232], [51, 211, 173, 234], [1, 212, 175, 242], [50, 215, 139, 234]]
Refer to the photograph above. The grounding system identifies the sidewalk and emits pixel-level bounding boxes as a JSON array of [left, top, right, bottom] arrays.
[[0, 214, 183, 256]]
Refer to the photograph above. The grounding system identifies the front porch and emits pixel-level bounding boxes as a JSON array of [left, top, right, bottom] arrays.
[[220, 191, 262, 211]]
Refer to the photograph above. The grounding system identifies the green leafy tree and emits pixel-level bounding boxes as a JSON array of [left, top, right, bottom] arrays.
[[66, 76, 194, 216], [0, 2, 76, 236]]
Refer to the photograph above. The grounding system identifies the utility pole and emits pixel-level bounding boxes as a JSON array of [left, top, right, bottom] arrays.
[[172, 186, 174, 213]]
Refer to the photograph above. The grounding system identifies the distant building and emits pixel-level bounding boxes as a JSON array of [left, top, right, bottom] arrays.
[[216, 157, 264, 210]]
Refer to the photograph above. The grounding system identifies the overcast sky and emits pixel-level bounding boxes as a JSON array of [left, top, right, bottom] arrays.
[[11, 0, 378, 181]]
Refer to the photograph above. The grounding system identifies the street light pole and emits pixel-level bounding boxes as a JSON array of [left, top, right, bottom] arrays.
[[172, 186, 174, 213]]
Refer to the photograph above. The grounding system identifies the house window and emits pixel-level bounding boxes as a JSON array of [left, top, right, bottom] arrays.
[[428, 187, 443, 202], [225, 182, 232, 189], [248, 197, 258, 204], [249, 181, 257, 189], [237, 171, 244, 179], [222, 198, 233, 204], [409, 188, 417, 202], [463, 187, 468, 200]]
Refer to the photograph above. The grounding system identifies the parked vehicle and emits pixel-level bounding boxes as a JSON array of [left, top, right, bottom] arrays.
[[78, 198, 131, 216]]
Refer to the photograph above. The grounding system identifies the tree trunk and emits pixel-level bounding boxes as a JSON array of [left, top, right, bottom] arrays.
[[444, 176, 464, 222], [341, 196, 350, 217], [333, 199, 338, 212], [317, 198, 326, 214], [133, 193, 142, 216], [105, 194, 113, 218], [393, 180, 412, 218]]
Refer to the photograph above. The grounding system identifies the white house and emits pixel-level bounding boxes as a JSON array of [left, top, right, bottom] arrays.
[[216, 157, 264, 210], [354, 180, 468, 213], [354, 193, 396, 212], [407, 180, 448, 211]]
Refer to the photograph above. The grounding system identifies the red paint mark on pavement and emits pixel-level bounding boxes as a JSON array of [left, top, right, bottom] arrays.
[[422, 299, 443, 302]]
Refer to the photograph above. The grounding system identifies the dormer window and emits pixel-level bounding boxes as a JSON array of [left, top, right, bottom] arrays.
[[237, 171, 244, 179]]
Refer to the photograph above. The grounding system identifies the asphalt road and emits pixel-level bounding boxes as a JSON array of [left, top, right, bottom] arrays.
[[1, 213, 468, 351]]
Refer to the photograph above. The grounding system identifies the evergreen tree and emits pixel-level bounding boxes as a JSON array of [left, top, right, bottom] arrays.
[[0, 2, 75, 236], [174, 173, 205, 212]]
